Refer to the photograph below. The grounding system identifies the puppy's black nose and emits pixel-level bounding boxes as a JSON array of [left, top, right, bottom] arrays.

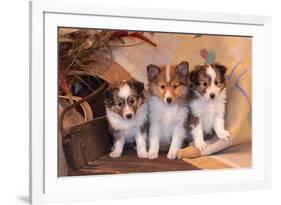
[[166, 97, 172, 104], [210, 93, 216, 99], [125, 113, 132, 119]]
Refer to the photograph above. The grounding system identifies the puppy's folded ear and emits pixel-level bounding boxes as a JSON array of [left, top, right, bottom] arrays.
[[177, 61, 189, 77], [189, 70, 196, 84], [104, 86, 115, 106], [213, 63, 227, 75], [190, 66, 201, 85], [128, 79, 144, 94], [147, 64, 160, 81]]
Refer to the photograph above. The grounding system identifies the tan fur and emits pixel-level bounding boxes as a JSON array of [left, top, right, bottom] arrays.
[[149, 65, 189, 103]]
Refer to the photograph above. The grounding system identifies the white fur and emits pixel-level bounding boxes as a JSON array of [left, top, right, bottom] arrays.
[[164, 90, 172, 102], [205, 66, 222, 99], [166, 65, 171, 82], [164, 65, 172, 103], [118, 84, 135, 118], [106, 102, 148, 158], [147, 96, 189, 159], [118, 84, 131, 99], [189, 89, 230, 151], [190, 121, 206, 151], [206, 66, 216, 81]]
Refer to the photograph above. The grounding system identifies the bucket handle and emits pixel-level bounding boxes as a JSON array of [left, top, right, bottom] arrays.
[[59, 82, 108, 132]]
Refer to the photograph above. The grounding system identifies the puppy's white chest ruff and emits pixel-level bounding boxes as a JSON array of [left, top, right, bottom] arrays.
[[148, 97, 188, 140], [190, 91, 226, 134], [106, 103, 148, 142], [199, 101, 216, 134]]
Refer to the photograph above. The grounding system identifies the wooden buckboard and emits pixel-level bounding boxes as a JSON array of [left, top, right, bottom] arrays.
[[60, 83, 200, 176], [68, 150, 200, 176]]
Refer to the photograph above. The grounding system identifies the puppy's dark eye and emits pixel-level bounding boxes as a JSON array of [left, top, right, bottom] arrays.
[[214, 81, 220, 85], [129, 99, 135, 104], [116, 102, 122, 107], [172, 85, 178, 89], [201, 82, 207, 87], [160, 85, 165, 89]]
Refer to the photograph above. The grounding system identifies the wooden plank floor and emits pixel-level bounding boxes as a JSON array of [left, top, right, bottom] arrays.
[[68, 151, 200, 176]]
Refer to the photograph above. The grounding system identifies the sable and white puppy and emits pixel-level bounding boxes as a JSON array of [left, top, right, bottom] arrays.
[[104, 80, 148, 158], [146, 61, 190, 159], [189, 63, 230, 151]]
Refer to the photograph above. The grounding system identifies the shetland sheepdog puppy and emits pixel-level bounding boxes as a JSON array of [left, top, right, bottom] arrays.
[[189, 63, 230, 151], [146, 61, 190, 159], [104, 79, 148, 158]]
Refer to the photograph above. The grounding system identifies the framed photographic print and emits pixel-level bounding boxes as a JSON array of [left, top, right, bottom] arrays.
[[30, 0, 271, 204]]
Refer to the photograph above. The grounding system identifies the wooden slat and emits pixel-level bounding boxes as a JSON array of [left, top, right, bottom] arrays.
[[68, 151, 200, 176], [182, 156, 233, 170]]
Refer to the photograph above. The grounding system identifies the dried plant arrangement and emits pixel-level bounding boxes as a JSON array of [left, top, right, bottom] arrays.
[[58, 28, 157, 102]]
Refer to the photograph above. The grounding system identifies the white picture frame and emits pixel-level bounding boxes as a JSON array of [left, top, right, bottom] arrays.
[[30, 0, 272, 204]]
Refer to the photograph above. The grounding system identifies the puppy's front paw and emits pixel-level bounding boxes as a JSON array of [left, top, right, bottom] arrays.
[[167, 150, 177, 159], [109, 150, 122, 158], [217, 130, 230, 140], [137, 150, 148, 158], [148, 150, 159, 159], [194, 139, 207, 152]]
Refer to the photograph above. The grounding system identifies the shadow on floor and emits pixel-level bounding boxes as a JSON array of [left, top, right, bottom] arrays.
[[16, 195, 29, 204]]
